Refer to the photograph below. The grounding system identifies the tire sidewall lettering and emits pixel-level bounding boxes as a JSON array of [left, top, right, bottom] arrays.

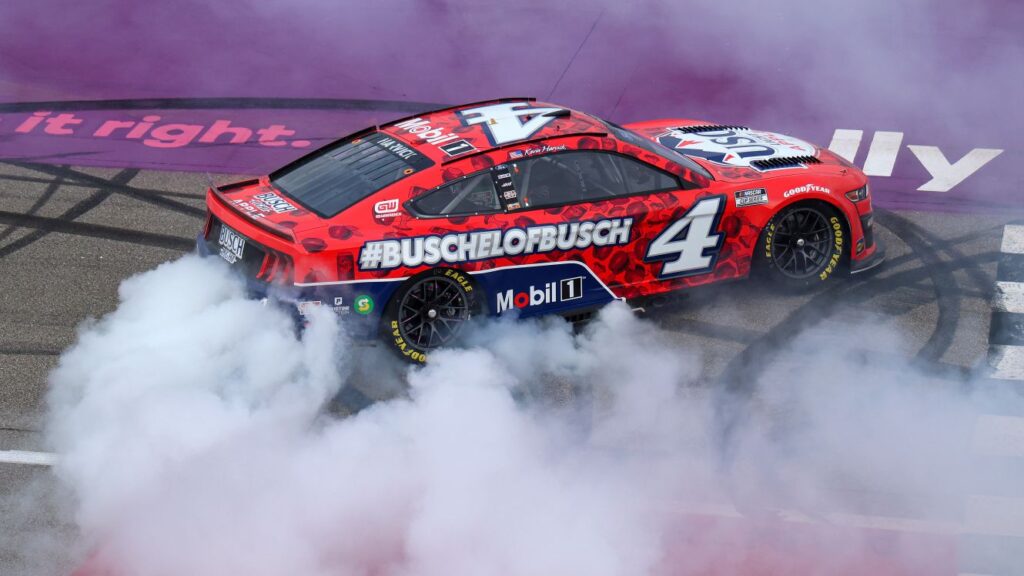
[[761, 206, 845, 284], [818, 216, 844, 281], [386, 269, 476, 363]]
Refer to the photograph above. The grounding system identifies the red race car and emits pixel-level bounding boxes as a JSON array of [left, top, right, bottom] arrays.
[[198, 98, 883, 362]]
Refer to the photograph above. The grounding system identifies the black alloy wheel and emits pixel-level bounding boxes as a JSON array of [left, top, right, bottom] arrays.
[[384, 268, 478, 362], [758, 204, 845, 288], [399, 275, 469, 348], [771, 207, 832, 278]]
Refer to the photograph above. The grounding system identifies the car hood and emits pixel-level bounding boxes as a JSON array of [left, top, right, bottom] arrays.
[[626, 120, 846, 180]]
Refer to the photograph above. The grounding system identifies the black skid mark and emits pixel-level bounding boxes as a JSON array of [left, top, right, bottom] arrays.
[[0, 210, 193, 252], [0, 173, 64, 244], [873, 211, 964, 363], [708, 209, 986, 509], [9, 162, 204, 218], [0, 168, 137, 259], [0, 343, 62, 356], [0, 171, 201, 200]]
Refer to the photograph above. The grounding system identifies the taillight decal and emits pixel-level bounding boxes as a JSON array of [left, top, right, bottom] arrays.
[[256, 253, 272, 279], [202, 213, 214, 239], [255, 251, 294, 285]]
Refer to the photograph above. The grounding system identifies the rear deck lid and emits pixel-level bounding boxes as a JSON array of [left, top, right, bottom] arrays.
[[210, 178, 325, 238]]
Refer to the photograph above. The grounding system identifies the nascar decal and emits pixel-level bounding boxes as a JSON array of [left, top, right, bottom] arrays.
[[658, 128, 816, 167], [358, 218, 633, 270], [734, 188, 768, 207], [459, 102, 562, 145]]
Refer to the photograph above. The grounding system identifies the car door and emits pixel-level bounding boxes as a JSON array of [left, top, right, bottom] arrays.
[[502, 148, 725, 300]]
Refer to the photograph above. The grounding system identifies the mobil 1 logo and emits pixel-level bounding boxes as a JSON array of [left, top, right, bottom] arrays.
[[496, 276, 583, 313], [439, 139, 476, 157]]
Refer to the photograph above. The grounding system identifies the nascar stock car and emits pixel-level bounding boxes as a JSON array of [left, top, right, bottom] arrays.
[[197, 98, 883, 362]]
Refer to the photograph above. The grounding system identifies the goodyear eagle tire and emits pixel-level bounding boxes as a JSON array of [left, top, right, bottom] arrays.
[[757, 203, 845, 289], [382, 268, 479, 363]]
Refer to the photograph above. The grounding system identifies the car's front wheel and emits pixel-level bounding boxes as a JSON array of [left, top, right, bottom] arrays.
[[382, 268, 479, 363], [757, 203, 846, 289]]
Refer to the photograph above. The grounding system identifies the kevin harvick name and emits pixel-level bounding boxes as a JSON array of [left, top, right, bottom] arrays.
[[358, 218, 633, 270]]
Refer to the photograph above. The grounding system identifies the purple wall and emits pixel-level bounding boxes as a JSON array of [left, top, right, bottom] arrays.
[[0, 0, 1020, 213]]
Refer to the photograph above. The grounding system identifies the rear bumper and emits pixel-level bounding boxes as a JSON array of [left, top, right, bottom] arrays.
[[195, 233, 390, 339], [850, 238, 886, 274]]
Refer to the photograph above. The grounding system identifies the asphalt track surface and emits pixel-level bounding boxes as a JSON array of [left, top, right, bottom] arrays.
[[0, 160, 1022, 575]]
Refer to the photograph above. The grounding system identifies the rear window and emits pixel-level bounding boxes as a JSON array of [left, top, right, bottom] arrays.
[[411, 172, 501, 216], [270, 132, 433, 217]]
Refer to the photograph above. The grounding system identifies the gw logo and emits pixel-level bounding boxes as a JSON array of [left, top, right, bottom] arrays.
[[496, 277, 583, 313]]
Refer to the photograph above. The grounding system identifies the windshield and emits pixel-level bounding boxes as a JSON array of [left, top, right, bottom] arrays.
[[271, 132, 433, 218], [601, 120, 713, 181]]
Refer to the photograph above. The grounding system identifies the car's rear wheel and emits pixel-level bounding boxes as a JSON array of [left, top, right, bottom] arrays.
[[382, 268, 479, 363], [757, 203, 846, 289]]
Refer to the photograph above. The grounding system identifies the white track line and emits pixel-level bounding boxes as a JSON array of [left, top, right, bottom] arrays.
[[0, 445, 1018, 538], [972, 415, 1024, 458], [0, 449, 57, 466], [1000, 224, 1024, 255], [827, 129, 863, 163], [862, 131, 904, 177], [988, 345, 1024, 381], [994, 281, 1024, 314]]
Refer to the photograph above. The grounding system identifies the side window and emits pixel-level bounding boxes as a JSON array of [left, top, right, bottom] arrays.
[[511, 151, 679, 209], [411, 172, 501, 217], [616, 155, 679, 195]]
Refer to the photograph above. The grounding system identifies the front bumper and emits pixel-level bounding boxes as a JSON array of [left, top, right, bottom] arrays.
[[850, 238, 886, 274]]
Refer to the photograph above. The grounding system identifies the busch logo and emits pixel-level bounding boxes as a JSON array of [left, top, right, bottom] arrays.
[[252, 192, 297, 214], [496, 277, 583, 313]]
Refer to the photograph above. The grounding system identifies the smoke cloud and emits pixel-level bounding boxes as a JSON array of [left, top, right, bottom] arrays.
[[46, 255, 1023, 575]]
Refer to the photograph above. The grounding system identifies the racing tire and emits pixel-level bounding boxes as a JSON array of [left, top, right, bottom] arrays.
[[382, 268, 480, 363], [756, 203, 846, 289]]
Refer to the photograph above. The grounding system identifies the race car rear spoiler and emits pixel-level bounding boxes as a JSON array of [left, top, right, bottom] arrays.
[[205, 177, 297, 243]]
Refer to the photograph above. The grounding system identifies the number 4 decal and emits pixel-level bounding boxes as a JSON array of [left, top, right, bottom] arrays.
[[644, 196, 726, 279]]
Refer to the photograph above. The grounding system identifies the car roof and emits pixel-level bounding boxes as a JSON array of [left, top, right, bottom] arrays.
[[378, 98, 609, 163]]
